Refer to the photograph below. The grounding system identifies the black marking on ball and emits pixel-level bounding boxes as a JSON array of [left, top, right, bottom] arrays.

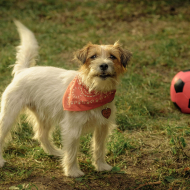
[[174, 79, 184, 93], [188, 99, 190, 109], [173, 102, 181, 111]]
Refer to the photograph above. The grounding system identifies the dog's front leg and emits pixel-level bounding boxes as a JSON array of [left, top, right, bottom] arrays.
[[61, 124, 84, 177], [92, 125, 112, 172]]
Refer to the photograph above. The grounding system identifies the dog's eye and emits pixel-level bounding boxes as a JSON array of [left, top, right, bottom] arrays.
[[90, 55, 97, 59], [110, 55, 116, 60]]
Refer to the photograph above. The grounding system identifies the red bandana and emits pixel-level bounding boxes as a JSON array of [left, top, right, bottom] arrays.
[[62, 76, 116, 111]]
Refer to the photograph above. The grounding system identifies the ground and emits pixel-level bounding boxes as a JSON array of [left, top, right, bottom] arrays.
[[1, 0, 190, 189]]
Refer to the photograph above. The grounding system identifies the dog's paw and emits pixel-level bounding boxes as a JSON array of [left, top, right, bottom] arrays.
[[0, 158, 6, 167], [65, 168, 85, 178], [96, 162, 113, 172]]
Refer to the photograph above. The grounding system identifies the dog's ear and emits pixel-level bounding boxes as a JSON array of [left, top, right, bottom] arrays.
[[75, 43, 93, 64], [114, 41, 132, 68]]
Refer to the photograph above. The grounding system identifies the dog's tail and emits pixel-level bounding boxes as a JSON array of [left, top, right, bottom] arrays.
[[12, 20, 39, 76]]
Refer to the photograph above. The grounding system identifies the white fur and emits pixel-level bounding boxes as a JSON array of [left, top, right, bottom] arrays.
[[13, 20, 39, 75], [0, 21, 117, 177]]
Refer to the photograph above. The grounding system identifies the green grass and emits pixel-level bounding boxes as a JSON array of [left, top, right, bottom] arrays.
[[1, 0, 190, 189]]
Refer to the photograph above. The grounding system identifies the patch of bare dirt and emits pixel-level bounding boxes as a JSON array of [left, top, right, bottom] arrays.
[[0, 173, 160, 190]]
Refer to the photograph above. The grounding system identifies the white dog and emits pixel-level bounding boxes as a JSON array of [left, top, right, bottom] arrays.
[[0, 21, 131, 177]]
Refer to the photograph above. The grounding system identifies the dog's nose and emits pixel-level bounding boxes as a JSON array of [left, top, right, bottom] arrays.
[[100, 64, 108, 71]]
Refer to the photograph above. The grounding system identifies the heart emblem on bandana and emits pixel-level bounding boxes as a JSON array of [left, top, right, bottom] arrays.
[[102, 108, 111, 119]]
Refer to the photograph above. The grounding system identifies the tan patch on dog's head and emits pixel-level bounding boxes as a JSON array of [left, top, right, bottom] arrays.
[[75, 42, 132, 92], [75, 42, 131, 67], [75, 42, 94, 64]]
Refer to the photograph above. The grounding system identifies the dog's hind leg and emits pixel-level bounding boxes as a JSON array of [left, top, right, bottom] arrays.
[[0, 87, 24, 167], [32, 114, 63, 157]]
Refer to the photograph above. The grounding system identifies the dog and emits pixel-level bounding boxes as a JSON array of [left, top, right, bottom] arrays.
[[0, 21, 131, 177]]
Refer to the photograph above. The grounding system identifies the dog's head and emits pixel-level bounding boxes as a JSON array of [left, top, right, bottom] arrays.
[[75, 42, 132, 92]]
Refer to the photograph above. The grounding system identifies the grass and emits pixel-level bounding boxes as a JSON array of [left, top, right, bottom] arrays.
[[1, 0, 190, 189]]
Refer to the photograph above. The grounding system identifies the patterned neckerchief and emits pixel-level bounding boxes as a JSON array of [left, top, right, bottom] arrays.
[[62, 75, 116, 111]]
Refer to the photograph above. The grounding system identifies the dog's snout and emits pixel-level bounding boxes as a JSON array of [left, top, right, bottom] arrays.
[[100, 64, 108, 71]]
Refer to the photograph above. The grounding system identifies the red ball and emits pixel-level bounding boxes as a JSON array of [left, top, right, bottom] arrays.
[[170, 70, 190, 113]]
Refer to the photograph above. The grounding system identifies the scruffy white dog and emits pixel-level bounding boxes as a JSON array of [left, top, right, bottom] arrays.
[[0, 21, 131, 177]]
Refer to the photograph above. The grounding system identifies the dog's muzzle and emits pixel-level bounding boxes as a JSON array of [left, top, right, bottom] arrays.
[[99, 64, 110, 79], [100, 63, 108, 71]]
